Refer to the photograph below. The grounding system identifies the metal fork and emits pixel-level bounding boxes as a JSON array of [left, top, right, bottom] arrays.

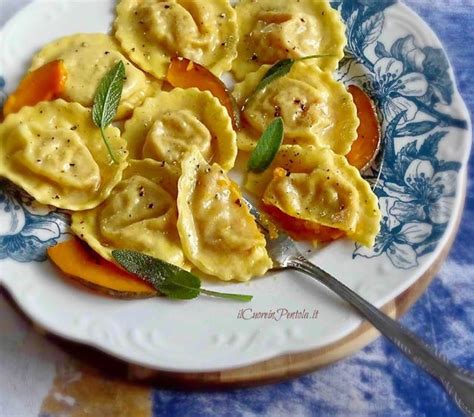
[[244, 198, 474, 416]]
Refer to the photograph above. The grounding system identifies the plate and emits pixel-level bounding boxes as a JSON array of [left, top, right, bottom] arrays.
[[0, 0, 471, 372]]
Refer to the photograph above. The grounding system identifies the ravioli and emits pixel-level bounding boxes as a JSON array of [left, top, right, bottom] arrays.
[[72, 159, 189, 269], [233, 62, 359, 155], [233, 0, 346, 80], [177, 149, 272, 281], [246, 145, 381, 247], [114, 0, 238, 79], [124, 88, 237, 170], [0, 100, 128, 211], [30, 33, 158, 120]]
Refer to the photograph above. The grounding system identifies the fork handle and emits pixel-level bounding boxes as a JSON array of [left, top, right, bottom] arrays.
[[288, 256, 474, 416]]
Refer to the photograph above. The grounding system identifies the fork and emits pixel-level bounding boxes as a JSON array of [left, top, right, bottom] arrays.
[[244, 198, 474, 416]]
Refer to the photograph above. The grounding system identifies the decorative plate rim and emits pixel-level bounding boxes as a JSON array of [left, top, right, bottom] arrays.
[[0, 0, 471, 372]]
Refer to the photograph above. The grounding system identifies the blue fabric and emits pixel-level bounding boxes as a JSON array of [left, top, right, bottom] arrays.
[[0, 1, 472, 416], [150, 2, 474, 416]]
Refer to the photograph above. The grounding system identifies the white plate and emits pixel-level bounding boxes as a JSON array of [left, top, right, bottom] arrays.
[[0, 0, 471, 372]]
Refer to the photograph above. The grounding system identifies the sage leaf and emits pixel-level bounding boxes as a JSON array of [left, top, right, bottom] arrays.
[[159, 270, 202, 300], [92, 61, 126, 164], [200, 289, 253, 302], [112, 250, 253, 302], [251, 54, 333, 97], [253, 58, 294, 95], [247, 117, 284, 173]]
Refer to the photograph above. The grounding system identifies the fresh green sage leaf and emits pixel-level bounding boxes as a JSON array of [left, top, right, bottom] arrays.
[[112, 249, 169, 286], [159, 269, 201, 300], [247, 117, 284, 173], [112, 250, 253, 302], [92, 61, 126, 164], [253, 58, 294, 95], [298, 54, 334, 62], [200, 289, 253, 302], [251, 55, 333, 96]]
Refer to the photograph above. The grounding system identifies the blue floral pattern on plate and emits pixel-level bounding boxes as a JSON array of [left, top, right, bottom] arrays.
[[0, 181, 69, 262], [0, 0, 469, 268], [332, 0, 467, 269]]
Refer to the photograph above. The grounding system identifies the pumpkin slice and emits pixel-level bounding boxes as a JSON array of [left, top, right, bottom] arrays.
[[346, 85, 381, 171], [3, 60, 67, 117], [167, 56, 240, 130], [263, 203, 345, 243], [48, 238, 156, 299]]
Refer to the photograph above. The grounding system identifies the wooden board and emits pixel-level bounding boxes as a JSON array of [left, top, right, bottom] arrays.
[[1, 177, 466, 389]]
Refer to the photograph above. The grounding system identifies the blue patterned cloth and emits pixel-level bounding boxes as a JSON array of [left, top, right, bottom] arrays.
[[0, 1, 472, 416]]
